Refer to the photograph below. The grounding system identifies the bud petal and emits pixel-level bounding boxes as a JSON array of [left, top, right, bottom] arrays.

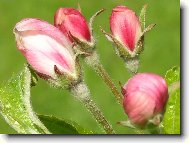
[[54, 8, 91, 43], [14, 18, 77, 80], [110, 6, 142, 52], [122, 73, 168, 127]]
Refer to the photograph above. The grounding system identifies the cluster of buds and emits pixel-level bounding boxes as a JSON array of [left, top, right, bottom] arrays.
[[14, 7, 104, 88], [13, 4, 169, 133], [101, 5, 155, 74]]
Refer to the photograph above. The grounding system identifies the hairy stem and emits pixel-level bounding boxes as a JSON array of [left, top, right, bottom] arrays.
[[85, 51, 123, 105], [71, 81, 115, 134], [125, 57, 139, 75]]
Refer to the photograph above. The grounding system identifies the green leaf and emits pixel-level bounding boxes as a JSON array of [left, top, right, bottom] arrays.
[[38, 115, 94, 134], [165, 66, 180, 86], [0, 64, 50, 134], [163, 66, 180, 134]]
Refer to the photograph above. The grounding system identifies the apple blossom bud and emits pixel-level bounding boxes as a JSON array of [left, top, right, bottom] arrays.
[[14, 18, 80, 87], [110, 6, 142, 52], [101, 5, 155, 74], [54, 8, 91, 43], [122, 73, 168, 127]]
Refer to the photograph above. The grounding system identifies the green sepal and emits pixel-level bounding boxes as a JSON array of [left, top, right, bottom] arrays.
[[77, 2, 82, 13], [148, 114, 163, 126], [100, 28, 132, 59], [117, 120, 136, 129], [134, 4, 156, 56], [134, 24, 156, 55], [89, 9, 105, 35], [69, 31, 95, 52], [143, 24, 156, 33], [139, 4, 148, 31], [47, 59, 82, 90]]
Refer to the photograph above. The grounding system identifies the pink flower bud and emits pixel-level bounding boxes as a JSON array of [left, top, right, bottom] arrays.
[[122, 73, 168, 126], [14, 18, 77, 79], [110, 6, 142, 52], [54, 8, 91, 43]]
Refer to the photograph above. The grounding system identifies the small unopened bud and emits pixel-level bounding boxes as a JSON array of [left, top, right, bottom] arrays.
[[110, 6, 142, 52], [54, 8, 92, 46], [101, 5, 155, 73], [122, 73, 168, 127], [54, 8, 104, 53]]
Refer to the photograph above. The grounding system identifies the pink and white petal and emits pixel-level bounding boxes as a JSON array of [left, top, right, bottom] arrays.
[[14, 18, 72, 50], [14, 19, 76, 78], [20, 32, 75, 77]]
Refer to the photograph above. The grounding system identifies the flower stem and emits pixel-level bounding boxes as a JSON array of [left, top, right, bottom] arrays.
[[125, 57, 139, 75], [85, 51, 123, 105], [71, 81, 115, 134]]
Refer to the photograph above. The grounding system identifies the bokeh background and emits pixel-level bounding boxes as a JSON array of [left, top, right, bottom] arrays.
[[0, 0, 180, 134]]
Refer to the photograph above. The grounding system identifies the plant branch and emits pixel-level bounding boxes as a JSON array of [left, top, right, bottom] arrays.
[[70, 81, 115, 134], [85, 51, 123, 105]]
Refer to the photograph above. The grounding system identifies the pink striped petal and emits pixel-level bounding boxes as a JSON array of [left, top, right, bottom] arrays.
[[14, 18, 76, 79], [54, 8, 91, 42], [122, 73, 168, 126], [110, 6, 142, 51]]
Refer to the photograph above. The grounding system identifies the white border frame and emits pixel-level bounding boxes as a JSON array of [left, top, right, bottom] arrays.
[[0, 0, 187, 142]]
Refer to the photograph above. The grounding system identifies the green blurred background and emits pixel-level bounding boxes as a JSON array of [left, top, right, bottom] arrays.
[[0, 0, 180, 134]]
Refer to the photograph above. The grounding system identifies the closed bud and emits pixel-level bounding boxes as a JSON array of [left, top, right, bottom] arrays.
[[122, 73, 168, 127], [110, 6, 142, 53], [14, 18, 81, 88], [101, 6, 143, 74], [101, 5, 155, 74], [54, 8, 92, 47]]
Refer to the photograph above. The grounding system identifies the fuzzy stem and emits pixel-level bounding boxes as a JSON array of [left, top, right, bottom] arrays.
[[125, 57, 139, 75], [71, 81, 115, 134], [85, 51, 123, 105]]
